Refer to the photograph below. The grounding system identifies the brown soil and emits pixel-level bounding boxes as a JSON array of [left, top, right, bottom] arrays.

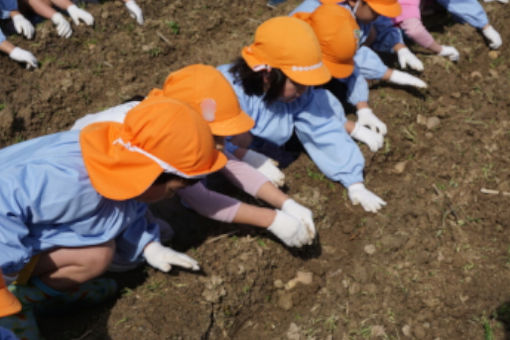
[[2, 0, 510, 339]]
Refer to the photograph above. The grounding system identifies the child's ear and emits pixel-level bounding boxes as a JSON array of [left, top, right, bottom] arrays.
[[200, 98, 216, 122]]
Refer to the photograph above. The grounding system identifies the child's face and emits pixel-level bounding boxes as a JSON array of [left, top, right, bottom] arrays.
[[279, 79, 308, 103], [349, 0, 379, 23], [136, 178, 193, 203]]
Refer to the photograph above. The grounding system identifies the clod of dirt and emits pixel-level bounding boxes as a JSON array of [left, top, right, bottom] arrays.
[[371, 325, 387, 337], [380, 235, 407, 251], [201, 275, 226, 303], [277, 292, 293, 310], [393, 161, 408, 174], [488, 50, 500, 59], [364, 244, 376, 255], [286, 323, 301, 340], [489, 69, 499, 78], [284, 271, 313, 290], [426, 117, 441, 130], [470, 71, 482, 79], [274, 279, 284, 289], [416, 114, 428, 126], [402, 324, 411, 337]]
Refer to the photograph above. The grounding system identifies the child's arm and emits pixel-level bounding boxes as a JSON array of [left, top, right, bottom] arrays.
[[51, 0, 94, 26]]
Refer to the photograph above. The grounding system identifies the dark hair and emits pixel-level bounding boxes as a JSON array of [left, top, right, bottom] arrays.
[[229, 57, 287, 104], [153, 172, 200, 186], [123, 95, 145, 104]]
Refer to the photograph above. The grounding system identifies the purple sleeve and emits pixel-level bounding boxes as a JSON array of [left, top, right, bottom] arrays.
[[400, 17, 436, 49], [221, 155, 270, 197], [178, 182, 241, 223]]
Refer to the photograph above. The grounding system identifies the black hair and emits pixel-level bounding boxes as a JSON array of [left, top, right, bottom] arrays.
[[122, 95, 146, 104], [153, 172, 200, 186], [229, 57, 287, 104]]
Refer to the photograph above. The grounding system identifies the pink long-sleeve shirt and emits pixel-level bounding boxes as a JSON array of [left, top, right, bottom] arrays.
[[393, 0, 436, 48], [178, 151, 270, 223]]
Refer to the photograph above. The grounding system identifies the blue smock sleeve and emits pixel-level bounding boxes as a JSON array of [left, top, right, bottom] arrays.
[[0, 0, 18, 17], [435, 0, 488, 29], [337, 65, 369, 106], [294, 89, 365, 187], [370, 16, 404, 52], [113, 201, 160, 265], [288, 0, 322, 14], [0, 28, 5, 44], [354, 46, 388, 80]]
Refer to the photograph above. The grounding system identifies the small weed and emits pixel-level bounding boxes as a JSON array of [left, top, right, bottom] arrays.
[[324, 315, 338, 332], [401, 124, 417, 143], [148, 47, 161, 57], [482, 163, 493, 180], [242, 285, 250, 294], [0, 103, 5, 111], [435, 182, 446, 191], [482, 316, 494, 340], [383, 139, 391, 154], [490, 57, 503, 69], [358, 325, 372, 339], [257, 238, 267, 248], [463, 262, 475, 272], [121, 287, 134, 296], [115, 317, 128, 327], [449, 179, 458, 188], [306, 167, 325, 181], [167, 21, 180, 35], [145, 279, 163, 292], [230, 235, 238, 242]]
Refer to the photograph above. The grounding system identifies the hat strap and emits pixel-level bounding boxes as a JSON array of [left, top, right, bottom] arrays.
[[112, 138, 205, 179], [252, 64, 272, 72]]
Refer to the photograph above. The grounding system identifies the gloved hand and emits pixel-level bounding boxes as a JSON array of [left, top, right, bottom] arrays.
[[143, 242, 200, 272], [282, 199, 316, 240], [268, 210, 312, 247], [242, 149, 285, 187], [12, 14, 34, 39], [67, 4, 94, 26], [51, 12, 72, 38], [350, 122, 384, 152], [438, 45, 459, 61], [125, 0, 144, 25], [347, 183, 386, 213], [397, 47, 424, 72], [9, 47, 38, 69], [482, 25, 502, 49], [388, 70, 427, 89], [356, 107, 387, 135]]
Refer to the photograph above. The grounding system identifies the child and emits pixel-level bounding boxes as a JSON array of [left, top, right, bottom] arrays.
[[0, 0, 37, 67], [291, 0, 427, 92], [219, 17, 387, 213], [20, 0, 93, 38], [294, 3, 389, 143], [0, 96, 227, 339], [392, 0, 502, 60], [72, 64, 316, 251]]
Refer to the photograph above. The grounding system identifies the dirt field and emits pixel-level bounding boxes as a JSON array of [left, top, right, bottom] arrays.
[[1, 0, 510, 339]]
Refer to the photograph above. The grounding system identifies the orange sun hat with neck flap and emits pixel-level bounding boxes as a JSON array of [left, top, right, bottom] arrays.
[[147, 64, 254, 137], [0, 270, 21, 318], [294, 4, 360, 79], [80, 96, 227, 200], [241, 16, 331, 86]]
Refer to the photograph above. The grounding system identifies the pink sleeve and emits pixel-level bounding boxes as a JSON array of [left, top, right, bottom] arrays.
[[178, 182, 241, 223], [399, 17, 436, 49], [393, 0, 421, 24], [220, 153, 270, 197]]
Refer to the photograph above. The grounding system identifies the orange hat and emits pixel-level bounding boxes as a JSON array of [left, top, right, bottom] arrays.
[[80, 97, 227, 200], [294, 4, 360, 78], [147, 64, 254, 137], [0, 271, 21, 318], [241, 16, 331, 86], [363, 0, 401, 18]]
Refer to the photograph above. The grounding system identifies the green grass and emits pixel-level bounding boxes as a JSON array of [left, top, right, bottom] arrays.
[[167, 21, 180, 35]]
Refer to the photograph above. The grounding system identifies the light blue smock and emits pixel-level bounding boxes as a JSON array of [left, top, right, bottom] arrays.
[[436, 0, 488, 29], [218, 64, 365, 188], [0, 0, 18, 43], [0, 131, 159, 275]]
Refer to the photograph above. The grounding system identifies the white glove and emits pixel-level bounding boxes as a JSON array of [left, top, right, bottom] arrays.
[[268, 210, 311, 247], [125, 0, 144, 25], [482, 25, 502, 49], [438, 45, 459, 61], [51, 13, 72, 38], [350, 122, 384, 152], [282, 199, 316, 241], [67, 4, 94, 26], [388, 70, 427, 89], [143, 242, 200, 272], [347, 183, 386, 213], [12, 14, 34, 39], [9, 47, 38, 69], [356, 107, 387, 136], [397, 47, 424, 71], [242, 149, 285, 187]]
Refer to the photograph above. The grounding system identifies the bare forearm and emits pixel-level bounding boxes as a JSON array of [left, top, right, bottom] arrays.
[[27, 0, 57, 18], [0, 40, 15, 55], [50, 0, 72, 10]]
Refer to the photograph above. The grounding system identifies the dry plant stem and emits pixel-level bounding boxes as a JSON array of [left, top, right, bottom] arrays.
[[480, 188, 510, 196], [156, 31, 172, 46]]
